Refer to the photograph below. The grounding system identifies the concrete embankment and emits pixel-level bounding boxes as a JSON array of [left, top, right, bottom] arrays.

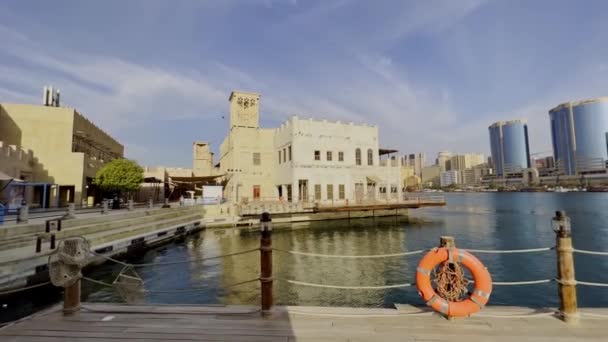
[[1, 203, 410, 292]]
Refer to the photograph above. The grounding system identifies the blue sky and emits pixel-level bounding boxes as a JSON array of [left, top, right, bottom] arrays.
[[1, 0, 608, 166]]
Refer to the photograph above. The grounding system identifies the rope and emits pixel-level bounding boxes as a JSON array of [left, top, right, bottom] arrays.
[[90, 250, 130, 266], [273, 248, 427, 258], [434, 261, 468, 301], [91, 248, 259, 268], [462, 247, 553, 254], [492, 279, 554, 286], [576, 280, 608, 287], [0, 281, 52, 296], [82, 276, 115, 288], [83, 276, 259, 293], [573, 248, 608, 256], [284, 279, 414, 290]]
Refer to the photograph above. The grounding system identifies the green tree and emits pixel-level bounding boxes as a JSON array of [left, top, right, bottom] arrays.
[[94, 159, 144, 197]]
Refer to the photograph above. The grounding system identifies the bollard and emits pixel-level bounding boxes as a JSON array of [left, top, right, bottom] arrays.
[[102, 200, 109, 214], [440, 236, 455, 248], [148, 198, 154, 209], [65, 203, 76, 219], [36, 237, 42, 253], [128, 199, 134, 211], [17, 205, 29, 224], [553, 210, 578, 323], [50, 234, 56, 249], [260, 212, 273, 314], [162, 198, 170, 208], [179, 196, 184, 207], [63, 279, 81, 315]]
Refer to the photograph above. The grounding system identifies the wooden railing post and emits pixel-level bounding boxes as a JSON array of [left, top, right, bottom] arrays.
[[440, 236, 455, 248], [63, 279, 81, 315], [553, 210, 578, 323], [260, 212, 273, 314]]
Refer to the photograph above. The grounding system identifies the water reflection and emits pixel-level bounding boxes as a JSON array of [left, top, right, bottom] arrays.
[[79, 193, 608, 309]]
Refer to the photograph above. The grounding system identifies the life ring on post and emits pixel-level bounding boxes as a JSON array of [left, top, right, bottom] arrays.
[[416, 247, 492, 318]]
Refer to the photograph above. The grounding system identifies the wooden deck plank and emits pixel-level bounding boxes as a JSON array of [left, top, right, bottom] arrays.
[[2, 304, 607, 342]]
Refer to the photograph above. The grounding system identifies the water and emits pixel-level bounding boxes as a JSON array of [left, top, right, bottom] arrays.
[[2, 193, 608, 323]]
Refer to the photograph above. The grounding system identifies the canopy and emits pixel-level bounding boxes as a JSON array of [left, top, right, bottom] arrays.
[[0, 171, 23, 182]]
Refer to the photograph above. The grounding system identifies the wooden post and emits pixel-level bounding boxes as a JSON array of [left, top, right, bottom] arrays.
[[63, 279, 81, 315], [440, 236, 455, 248], [553, 210, 578, 323], [260, 212, 273, 314]]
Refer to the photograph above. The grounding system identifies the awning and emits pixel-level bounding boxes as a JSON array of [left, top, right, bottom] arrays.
[[366, 176, 381, 184], [379, 148, 399, 156], [0, 171, 23, 182]]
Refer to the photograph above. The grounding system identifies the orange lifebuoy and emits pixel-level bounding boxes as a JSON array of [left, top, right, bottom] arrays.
[[416, 247, 492, 317]]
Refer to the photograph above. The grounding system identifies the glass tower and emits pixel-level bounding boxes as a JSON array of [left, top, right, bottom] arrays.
[[549, 98, 608, 175], [488, 120, 531, 176]]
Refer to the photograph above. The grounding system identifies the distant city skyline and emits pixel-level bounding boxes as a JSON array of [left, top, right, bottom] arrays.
[[1, 1, 608, 166]]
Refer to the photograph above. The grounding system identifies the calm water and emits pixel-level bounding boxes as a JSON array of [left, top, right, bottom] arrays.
[[2, 193, 608, 323]]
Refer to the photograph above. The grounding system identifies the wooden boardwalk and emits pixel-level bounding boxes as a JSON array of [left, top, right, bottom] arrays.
[[1, 303, 607, 341]]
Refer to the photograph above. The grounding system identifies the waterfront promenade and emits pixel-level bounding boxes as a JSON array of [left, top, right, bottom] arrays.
[[1, 303, 606, 341]]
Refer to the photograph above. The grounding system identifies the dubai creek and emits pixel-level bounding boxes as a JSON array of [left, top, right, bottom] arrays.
[[3, 193, 608, 323]]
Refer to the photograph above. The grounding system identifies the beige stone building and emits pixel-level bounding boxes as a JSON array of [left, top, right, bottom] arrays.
[[0, 101, 123, 207], [218, 91, 402, 204]]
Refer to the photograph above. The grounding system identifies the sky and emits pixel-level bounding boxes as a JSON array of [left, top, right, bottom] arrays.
[[1, 0, 608, 166]]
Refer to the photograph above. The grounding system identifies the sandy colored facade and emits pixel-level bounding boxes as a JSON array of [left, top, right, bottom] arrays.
[[0, 103, 123, 206], [217, 91, 402, 204]]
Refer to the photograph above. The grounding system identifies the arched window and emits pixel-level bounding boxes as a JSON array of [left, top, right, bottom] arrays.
[[355, 148, 362, 165], [367, 149, 373, 166]]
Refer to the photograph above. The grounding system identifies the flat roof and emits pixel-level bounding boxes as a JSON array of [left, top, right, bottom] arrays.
[[489, 119, 527, 128], [229, 91, 261, 101], [549, 96, 608, 112]]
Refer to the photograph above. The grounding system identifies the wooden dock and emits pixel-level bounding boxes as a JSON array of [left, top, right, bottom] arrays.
[[1, 303, 606, 341]]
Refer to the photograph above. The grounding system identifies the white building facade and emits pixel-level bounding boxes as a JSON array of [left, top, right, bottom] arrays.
[[440, 170, 459, 187], [219, 91, 402, 204]]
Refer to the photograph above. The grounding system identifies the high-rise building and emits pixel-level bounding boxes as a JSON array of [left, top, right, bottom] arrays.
[[440, 170, 459, 187], [488, 120, 531, 176], [436, 151, 451, 172], [549, 97, 608, 175], [447, 153, 485, 171], [402, 153, 425, 177]]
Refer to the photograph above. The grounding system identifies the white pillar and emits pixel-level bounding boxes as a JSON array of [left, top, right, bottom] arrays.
[[292, 181, 299, 203]]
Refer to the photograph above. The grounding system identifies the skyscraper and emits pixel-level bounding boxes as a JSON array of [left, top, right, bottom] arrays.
[[488, 120, 531, 176], [549, 97, 608, 175]]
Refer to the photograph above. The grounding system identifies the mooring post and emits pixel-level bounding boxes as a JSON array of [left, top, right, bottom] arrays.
[[63, 279, 81, 315], [162, 198, 170, 208], [440, 236, 455, 248], [65, 203, 76, 219], [260, 212, 273, 314], [17, 204, 29, 224], [553, 210, 578, 323]]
